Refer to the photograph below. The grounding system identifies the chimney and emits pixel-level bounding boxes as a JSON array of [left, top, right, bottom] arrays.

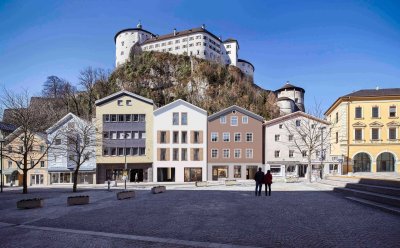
[[201, 24, 205, 29], [173, 28, 177, 36]]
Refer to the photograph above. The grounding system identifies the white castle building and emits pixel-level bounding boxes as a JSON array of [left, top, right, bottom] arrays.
[[275, 82, 305, 115], [114, 22, 255, 77]]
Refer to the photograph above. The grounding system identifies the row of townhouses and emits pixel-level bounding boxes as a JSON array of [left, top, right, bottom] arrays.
[[1, 87, 399, 186]]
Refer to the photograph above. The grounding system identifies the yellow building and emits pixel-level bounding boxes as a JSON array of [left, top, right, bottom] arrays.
[[95, 90, 155, 183], [325, 88, 400, 174], [2, 130, 49, 186]]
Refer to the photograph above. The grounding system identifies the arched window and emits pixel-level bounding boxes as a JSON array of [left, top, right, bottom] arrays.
[[353, 153, 371, 172], [376, 152, 395, 172]]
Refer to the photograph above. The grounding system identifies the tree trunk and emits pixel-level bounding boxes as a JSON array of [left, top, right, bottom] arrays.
[[22, 169, 28, 194], [307, 158, 312, 183], [72, 168, 79, 192]]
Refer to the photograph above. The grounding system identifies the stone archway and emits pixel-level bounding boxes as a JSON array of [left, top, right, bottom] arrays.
[[376, 152, 395, 172], [353, 152, 371, 172]]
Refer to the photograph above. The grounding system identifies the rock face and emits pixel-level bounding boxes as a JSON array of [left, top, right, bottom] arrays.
[[110, 51, 279, 120]]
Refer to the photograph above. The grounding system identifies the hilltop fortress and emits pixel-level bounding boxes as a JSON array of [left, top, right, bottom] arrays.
[[114, 22, 255, 78]]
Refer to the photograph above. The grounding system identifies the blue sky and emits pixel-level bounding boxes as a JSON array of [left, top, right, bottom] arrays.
[[0, 0, 399, 112]]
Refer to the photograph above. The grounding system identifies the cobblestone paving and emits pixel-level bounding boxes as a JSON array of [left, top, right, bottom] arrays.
[[0, 183, 399, 248]]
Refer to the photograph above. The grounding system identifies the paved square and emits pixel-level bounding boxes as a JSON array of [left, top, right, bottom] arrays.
[[0, 183, 399, 248]]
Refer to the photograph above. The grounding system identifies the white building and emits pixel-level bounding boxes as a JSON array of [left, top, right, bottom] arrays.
[[153, 99, 207, 183], [264, 111, 339, 180], [275, 82, 305, 115], [46, 113, 96, 184], [115, 22, 255, 77]]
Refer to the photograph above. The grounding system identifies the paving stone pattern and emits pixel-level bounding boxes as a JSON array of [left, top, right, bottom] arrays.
[[0, 183, 399, 248]]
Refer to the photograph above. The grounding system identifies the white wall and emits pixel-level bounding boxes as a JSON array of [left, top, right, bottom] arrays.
[[223, 41, 238, 66], [115, 30, 153, 67], [153, 100, 207, 182], [277, 89, 305, 111]]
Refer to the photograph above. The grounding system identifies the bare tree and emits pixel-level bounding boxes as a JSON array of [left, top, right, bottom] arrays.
[[50, 117, 96, 192], [284, 106, 332, 183], [42, 76, 68, 98], [0, 88, 59, 193]]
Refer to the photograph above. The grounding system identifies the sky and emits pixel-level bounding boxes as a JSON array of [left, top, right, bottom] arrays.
[[0, 0, 399, 112]]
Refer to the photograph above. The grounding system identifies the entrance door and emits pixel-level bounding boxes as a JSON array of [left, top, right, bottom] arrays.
[[246, 166, 258, 180], [31, 174, 44, 185], [130, 169, 144, 182], [212, 166, 228, 181], [298, 164, 308, 177]]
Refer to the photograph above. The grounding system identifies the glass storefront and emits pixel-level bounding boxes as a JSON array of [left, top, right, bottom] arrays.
[[30, 174, 44, 185], [377, 152, 395, 172], [353, 153, 371, 172], [184, 168, 202, 182], [212, 166, 228, 181], [50, 172, 94, 184]]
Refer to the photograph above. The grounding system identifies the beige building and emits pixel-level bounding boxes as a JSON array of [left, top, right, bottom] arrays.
[[95, 90, 155, 183], [2, 129, 49, 186]]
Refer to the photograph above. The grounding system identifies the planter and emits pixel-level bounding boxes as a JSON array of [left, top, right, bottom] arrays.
[[67, 195, 89, 206], [195, 181, 208, 187], [17, 198, 43, 209], [117, 190, 135, 200], [151, 186, 166, 194], [225, 180, 237, 186]]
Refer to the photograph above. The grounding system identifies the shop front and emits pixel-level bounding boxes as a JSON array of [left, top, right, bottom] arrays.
[[96, 163, 152, 184]]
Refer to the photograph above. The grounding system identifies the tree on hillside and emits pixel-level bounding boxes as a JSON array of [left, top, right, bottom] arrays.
[[42, 76, 68, 98], [284, 105, 332, 183], [0, 88, 59, 194]]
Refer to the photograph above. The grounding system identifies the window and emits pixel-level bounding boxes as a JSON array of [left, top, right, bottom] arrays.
[[40, 145, 45, 153], [246, 149, 253, 158], [118, 115, 124, 122], [173, 131, 179, 143], [8, 160, 12, 168], [231, 116, 238, 126], [117, 100, 123, 106], [371, 128, 379, 140], [55, 139, 61, 145], [8, 146, 12, 153], [173, 113, 179, 125], [40, 161, 45, 168], [242, 116, 248, 124], [131, 147, 138, 156], [181, 113, 188, 125], [193, 148, 200, 161], [160, 131, 167, 143], [234, 133, 241, 142], [302, 151, 307, 157], [223, 149, 230, 158], [289, 150, 294, 158], [118, 131, 124, 139], [181, 148, 187, 161], [355, 107, 362, 118], [110, 131, 117, 139], [103, 114, 110, 122], [160, 148, 167, 161], [220, 116, 226, 124], [288, 134, 293, 141], [110, 148, 116, 156], [223, 132, 230, 142], [125, 148, 131, 156], [389, 106, 396, 117], [336, 132, 339, 143], [275, 135, 280, 141], [125, 114, 131, 122], [211, 132, 218, 142], [296, 120, 301, 127], [211, 149, 218, 158], [173, 148, 179, 161], [274, 150, 280, 158], [246, 133, 253, 142], [234, 149, 241, 158], [193, 131, 200, 143], [118, 147, 124, 156], [355, 128, 363, 141], [139, 147, 146, 156], [30, 160, 34, 167], [181, 131, 187, 143], [279, 124, 283, 129], [140, 131, 146, 139], [335, 112, 339, 123], [126, 100, 132, 106], [121, 41, 124, 46], [372, 106, 379, 118], [139, 114, 145, 122], [234, 166, 241, 178], [389, 128, 397, 140], [111, 115, 117, 122]]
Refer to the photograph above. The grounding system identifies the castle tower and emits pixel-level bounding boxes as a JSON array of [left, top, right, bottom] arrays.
[[275, 82, 305, 115], [114, 21, 154, 67]]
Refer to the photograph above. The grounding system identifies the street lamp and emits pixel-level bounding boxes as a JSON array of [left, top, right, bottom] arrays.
[[0, 136, 5, 193]]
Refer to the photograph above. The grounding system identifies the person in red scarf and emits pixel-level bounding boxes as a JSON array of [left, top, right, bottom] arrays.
[[264, 170, 273, 196]]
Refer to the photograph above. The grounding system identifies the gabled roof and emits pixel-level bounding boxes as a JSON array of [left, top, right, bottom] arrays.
[[208, 105, 264, 122], [264, 111, 329, 127], [154, 99, 207, 116], [95, 90, 154, 106], [46, 112, 88, 134], [4, 126, 47, 145]]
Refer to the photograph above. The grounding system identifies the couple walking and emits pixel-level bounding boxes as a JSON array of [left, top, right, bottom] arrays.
[[254, 168, 272, 196]]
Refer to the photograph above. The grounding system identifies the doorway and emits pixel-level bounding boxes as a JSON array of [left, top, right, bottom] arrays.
[[130, 169, 144, 182], [298, 164, 308, 177], [30, 174, 44, 185], [246, 166, 258, 179], [157, 168, 175, 182], [212, 166, 228, 181]]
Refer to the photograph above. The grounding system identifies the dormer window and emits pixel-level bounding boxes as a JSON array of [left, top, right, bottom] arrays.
[[126, 100, 132, 106], [117, 100, 123, 106]]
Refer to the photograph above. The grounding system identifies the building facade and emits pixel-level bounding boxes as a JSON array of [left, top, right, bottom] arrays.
[[325, 88, 400, 174], [265, 111, 336, 180], [2, 130, 49, 186], [95, 90, 155, 183], [46, 113, 96, 185], [207, 105, 264, 180], [115, 22, 254, 77], [275, 82, 305, 115], [153, 99, 207, 182]]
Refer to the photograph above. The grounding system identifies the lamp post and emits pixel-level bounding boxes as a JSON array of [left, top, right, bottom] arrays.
[[1, 137, 4, 193], [319, 127, 326, 179]]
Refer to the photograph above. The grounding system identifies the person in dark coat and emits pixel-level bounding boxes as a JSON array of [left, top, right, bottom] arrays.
[[264, 170, 273, 196], [254, 168, 264, 196]]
